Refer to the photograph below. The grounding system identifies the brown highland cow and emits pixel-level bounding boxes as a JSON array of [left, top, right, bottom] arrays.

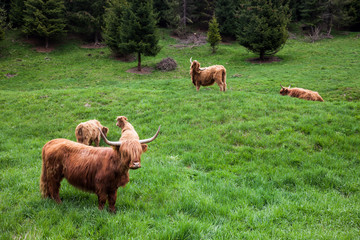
[[189, 58, 227, 92], [40, 117, 160, 212], [280, 85, 324, 102], [75, 119, 109, 146]]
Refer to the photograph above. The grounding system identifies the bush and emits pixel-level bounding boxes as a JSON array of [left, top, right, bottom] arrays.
[[156, 57, 177, 71]]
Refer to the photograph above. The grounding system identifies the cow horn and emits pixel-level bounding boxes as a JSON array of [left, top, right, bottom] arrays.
[[280, 84, 284, 88], [99, 126, 161, 146], [190, 57, 192, 63], [288, 85, 291, 88], [99, 128, 122, 146], [139, 125, 161, 144]]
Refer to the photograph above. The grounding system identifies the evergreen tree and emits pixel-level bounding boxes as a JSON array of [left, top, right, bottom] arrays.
[[207, 15, 221, 53], [9, 0, 25, 28], [103, 0, 128, 56], [0, 5, 6, 41], [119, 0, 160, 71], [65, 0, 106, 44], [237, 0, 290, 60], [23, 0, 66, 48], [347, 0, 360, 31], [215, 0, 240, 38], [299, 0, 327, 34]]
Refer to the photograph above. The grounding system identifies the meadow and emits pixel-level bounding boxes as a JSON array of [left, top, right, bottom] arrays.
[[0, 30, 359, 239]]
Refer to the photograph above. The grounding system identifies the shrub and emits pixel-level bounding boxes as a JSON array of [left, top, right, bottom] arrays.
[[156, 57, 177, 71]]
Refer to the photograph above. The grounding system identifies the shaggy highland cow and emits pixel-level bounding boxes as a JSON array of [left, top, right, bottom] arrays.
[[75, 119, 109, 146], [280, 85, 324, 102], [189, 58, 227, 92], [40, 117, 160, 212]]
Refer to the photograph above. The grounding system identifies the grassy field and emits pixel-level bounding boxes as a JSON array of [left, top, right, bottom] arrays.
[[0, 30, 359, 239]]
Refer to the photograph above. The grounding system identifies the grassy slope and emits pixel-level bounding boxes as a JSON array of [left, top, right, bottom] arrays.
[[0, 30, 359, 239]]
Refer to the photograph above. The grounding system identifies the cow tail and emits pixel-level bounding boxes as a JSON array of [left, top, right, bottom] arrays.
[[40, 147, 50, 198]]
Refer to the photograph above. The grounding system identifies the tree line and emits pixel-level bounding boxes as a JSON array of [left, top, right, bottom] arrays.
[[0, 0, 359, 63]]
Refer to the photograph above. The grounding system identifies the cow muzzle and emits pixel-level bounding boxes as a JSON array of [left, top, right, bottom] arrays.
[[130, 162, 141, 169]]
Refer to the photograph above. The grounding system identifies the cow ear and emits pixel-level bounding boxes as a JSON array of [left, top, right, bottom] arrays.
[[141, 144, 148, 152], [102, 127, 109, 135]]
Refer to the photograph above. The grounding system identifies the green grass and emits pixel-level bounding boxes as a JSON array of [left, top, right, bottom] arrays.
[[1, 30, 360, 239]]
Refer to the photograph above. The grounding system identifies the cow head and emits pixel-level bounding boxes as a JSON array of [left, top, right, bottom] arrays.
[[190, 57, 201, 75], [280, 84, 291, 96], [116, 116, 128, 128], [99, 126, 161, 169]]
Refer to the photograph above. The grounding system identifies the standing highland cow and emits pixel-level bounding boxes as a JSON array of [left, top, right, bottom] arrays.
[[280, 85, 324, 102], [75, 120, 109, 146], [189, 58, 227, 92], [41, 117, 160, 212]]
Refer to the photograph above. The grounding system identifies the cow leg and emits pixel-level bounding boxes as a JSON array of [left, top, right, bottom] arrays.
[[94, 137, 100, 147], [48, 179, 62, 203], [108, 190, 117, 213], [97, 192, 107, 210], [196, 84, 200, 91]]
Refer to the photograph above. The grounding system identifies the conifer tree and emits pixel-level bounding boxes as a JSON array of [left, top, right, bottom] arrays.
[[237, 0, 290, 60], [215, 0, 239, 37], [118, 0, 160, 71], [103, 0, 128, 56], [9, 0, 25, 28], [207, 15, 221, 53], [65, 0, 106, 44], [0, 5, 6, 41], [23, 0, 66, 48]]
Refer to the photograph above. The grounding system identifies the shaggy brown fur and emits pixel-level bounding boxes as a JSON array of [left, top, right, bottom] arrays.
[[190, 60, 227, 92], [41, 118, 150, 213], [116, 116, 144, 169], [75, 119, 109, 146], [280, 85, 324, 102]]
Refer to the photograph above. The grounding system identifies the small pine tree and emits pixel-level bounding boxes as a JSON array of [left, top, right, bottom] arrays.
[[118, 0, 160, 71], [23, 0, 66, 48], [215, 0, 239, 37], [66, 0, 106, 44], [207, 15, 222, 53], [237, 0, 290, 61], [9, 0, 25, 28], [0, 5, 5, 41], [103, 0, 128, 56]]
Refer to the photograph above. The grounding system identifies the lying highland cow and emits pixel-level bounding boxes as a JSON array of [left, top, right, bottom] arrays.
[[40, 117, 160, 212], [189, 57, 227, 92], [75, 119, 109, 146], [280, 85, 324, 102]]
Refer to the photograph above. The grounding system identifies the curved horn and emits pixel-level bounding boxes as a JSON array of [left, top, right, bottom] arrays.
[[190, 57, 192, 64], [99, 127, 122, 146], [139, 125, 161, 144]]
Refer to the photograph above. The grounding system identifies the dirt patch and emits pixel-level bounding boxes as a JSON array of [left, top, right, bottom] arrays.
[[170, 32, 207, 48], [80, 43, 106, 49], [34, 47, 56, 53], [113, 54, 136, 62], [5, 73, 17, 78], [126, 67, 154, 75], [246, 56, 282, 64], [22, 38, 58, 53]]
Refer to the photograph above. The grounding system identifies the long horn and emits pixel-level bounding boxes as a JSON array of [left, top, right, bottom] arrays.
[[280, 84, 284, 88], [190, 57, 192, 64], [99, 127, 122, 146], [139, 125, 161, 144]]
